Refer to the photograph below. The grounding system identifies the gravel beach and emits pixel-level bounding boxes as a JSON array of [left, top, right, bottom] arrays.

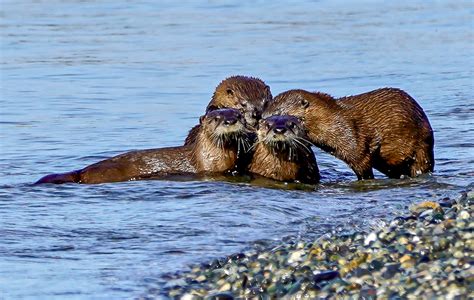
[[152, 190, 473, 299]]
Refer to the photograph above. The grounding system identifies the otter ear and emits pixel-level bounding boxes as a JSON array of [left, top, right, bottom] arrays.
[[199, 116, 205, 124], [301, 98, 309, 108], [226, 89, 234, 96], [265, 85, 272, 97]]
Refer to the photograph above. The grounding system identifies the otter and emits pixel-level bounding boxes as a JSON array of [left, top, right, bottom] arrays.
[[35, 108, 253, 184], [263, 88, 434, 180], [184, 75, 272, 145], [249, 115, 320, 184]]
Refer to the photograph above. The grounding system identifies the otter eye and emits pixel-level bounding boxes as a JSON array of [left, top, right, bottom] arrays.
[[301, 99, 309, 108], [288, 122, 296, 129]]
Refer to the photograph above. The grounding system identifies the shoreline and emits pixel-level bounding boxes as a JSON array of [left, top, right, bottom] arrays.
[[151, 190, 472, 299]]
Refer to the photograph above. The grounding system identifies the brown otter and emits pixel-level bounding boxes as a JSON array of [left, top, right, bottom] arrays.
[[184, 75, 272, 145], [35, 108, 253, 184], [249, 115, 320, 184], [263, 88, 434, 180]]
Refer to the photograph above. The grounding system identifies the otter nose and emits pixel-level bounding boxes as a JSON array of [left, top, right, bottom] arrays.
[[273, 126, 287, 134], [224, 118, 237, 125]]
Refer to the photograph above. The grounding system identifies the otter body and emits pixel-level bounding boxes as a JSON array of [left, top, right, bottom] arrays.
[[264, 88, 434, 180], [185, 75, 272, 145], [249, 115, 320, 184], [36, 109, 251, 184]]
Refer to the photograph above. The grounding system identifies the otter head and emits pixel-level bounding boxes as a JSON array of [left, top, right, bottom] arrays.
[[262, 90, 311, 121], [262, 89, 335, 122], [207, 76, 272, 129], [257, 115, 311, 159], [199, 108, 251, 150]]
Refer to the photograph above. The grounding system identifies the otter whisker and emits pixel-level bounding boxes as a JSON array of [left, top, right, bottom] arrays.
[[295, 136, 313, 147], [248, 143, 256, 152], [294, 137, 313, 153], [248, 140, 262, 152], [240, 136, 250, 153]]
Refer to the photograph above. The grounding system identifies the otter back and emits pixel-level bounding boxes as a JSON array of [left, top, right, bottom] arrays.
[[265, 88, 434, 180]]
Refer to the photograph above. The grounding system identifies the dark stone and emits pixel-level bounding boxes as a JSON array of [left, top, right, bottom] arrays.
[[369, 259, 384, 271], [418, 255, 430, 263], [381, 263, 400, 279], [209, 258, 223, 269], [359, 286, 377, 299], [287, 280, 302, 294], [313, 270, 340, 283], [206, 292, 235, 300], [439, 197, 455, 207], [297, 265, 313, 277], [247, 286, 264, 296], [241, 274, 248, 289], [227, 252, 245, 263], [280, 272, 295, 285], [394, 216, 417, 222], [352, 267, 370, 277]]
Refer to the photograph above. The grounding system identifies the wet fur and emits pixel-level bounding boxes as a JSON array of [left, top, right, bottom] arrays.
[[36, 109, 252, 184], [264, 88, 434, 180], [184, 75, 272, 145], [249, 116, 320, 184]]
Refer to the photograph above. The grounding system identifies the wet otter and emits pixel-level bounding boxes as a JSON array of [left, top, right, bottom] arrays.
[[264, 88, 434, 180], [36, 109, 253, 184], [249, 115, 320, 184], [184, 75, 272, 145]]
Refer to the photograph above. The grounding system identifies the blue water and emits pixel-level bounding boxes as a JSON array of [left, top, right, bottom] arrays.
[[1, 0, 473, 298]]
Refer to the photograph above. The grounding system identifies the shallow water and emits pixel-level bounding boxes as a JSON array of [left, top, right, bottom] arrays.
[[1, 0, 473, 298]]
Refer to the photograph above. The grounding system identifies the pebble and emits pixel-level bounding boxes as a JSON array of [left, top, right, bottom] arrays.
[[364, 232, 377, 246], [458, 210, 470, 219], [150, 190, 473, 299]]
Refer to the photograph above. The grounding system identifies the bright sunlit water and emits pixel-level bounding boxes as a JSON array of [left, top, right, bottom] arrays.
[[1, 0, 473, 299]]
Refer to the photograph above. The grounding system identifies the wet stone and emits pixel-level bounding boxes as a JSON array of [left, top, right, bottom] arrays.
[[313, 270, 340, 283], [155, 191, 473, 299], [206, 292, 234, 300]]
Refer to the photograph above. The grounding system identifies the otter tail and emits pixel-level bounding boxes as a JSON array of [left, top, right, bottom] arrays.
[[35, 170, 81, 184]]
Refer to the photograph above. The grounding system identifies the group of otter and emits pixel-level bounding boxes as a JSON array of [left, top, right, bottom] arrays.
[[36, 76, 434, 185]]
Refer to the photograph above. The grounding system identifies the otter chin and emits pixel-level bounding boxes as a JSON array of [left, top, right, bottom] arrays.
[[36, 108, 252, 184], [184, 75, 272, 145], [249, 115, 320, 184], [264, 88, 434, 180]]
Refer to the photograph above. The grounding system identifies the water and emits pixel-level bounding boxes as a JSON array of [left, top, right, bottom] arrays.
[[1, 0, 473, 298]]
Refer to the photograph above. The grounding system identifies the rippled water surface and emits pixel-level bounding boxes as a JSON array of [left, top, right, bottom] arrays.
[[1, 0, 473, 298]]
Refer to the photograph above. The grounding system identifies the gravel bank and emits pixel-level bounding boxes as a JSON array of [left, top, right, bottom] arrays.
[[152, 190, 473, 299]]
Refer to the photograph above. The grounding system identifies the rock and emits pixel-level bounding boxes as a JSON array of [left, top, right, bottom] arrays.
[[313, 270, 340, 283], [156, 191, 472, 299], [364, 232, 377, 246], [206, 292, 234, 300], [458, 210, 470, 220]]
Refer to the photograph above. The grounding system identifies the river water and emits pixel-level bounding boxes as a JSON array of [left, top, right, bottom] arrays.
[[1, 0, 473, 299]]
